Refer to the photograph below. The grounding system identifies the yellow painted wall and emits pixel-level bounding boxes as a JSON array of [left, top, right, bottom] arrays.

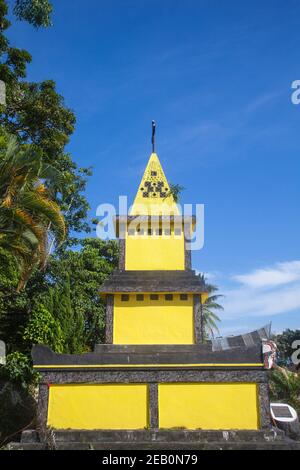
[[158, 383, 259, 430], [125, 232, 185, 270], [113, 294, 194, 344], [47, 384, 148, 430], [47, 382, 259, 431]]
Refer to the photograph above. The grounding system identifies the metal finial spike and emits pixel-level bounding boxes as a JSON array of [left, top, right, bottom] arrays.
[[151, 120, 156, 153]]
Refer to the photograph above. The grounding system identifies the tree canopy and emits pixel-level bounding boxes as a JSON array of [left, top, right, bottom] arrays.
[[13, 0, 53, 28], [0, 1, 91, 240], [0, 2, 119, 426]]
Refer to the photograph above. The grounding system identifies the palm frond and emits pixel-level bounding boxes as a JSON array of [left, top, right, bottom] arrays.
[[20, 192, 65, 243], [203, 309, 221, 322], [0, 135, 66, 290]]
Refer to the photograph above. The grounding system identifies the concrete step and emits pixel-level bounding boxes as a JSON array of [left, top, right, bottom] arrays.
[[53, 429, 285, 443], [54, 440, 300, 450], [7, 442, 46, 450], [7, 438, 300, 451]]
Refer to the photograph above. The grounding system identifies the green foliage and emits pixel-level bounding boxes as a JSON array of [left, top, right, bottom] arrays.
[[164, 183, 185, 203], [49, 276, 85, 354], [0, 1, 109, 443], [23, 303, 64, 353], [2, 352, 38, 388], [0, 248, 28, 351], [0, 238, 119, 359], [49, 239, 119, 348], [13, 0, 53, 28], [0, 135, 66, 290], [4, 80, 75, 154], [270, 367, 300, 416], [0, 4, 91, 239], [0, 248, 19, 309], [23, 280, 85, 355], [0, 1, 32, 85]]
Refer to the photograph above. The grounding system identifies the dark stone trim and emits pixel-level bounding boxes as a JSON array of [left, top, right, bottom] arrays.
[[32, 344, 263, 367], [118, 239, 125, 270], [184, 224, 192, 270], [47, 428, 283, 444], [149, 383, 159, 429], [105, 294, 114, 344], [193, 295, 201, 344], [99, 270, 207, 293], [38, 370, 270, 431], [39, 369, 267, 385], [36, 383, 49, 438], [184, 243, 192, 270], [93, 344, 255, 354], [258, 381, 272, 429]]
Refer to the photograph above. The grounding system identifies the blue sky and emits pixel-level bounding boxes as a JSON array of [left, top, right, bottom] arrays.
[[6, 0, 300, 335]]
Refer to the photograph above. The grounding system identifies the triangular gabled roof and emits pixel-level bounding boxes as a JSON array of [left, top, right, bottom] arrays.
[[130, 153, 180, 215]]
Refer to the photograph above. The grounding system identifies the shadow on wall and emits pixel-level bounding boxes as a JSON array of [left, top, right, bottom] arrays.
[[0, 379, 36, 447]]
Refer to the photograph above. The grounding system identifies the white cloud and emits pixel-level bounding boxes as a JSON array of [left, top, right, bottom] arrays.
[[219, 260, 300, 321], [232, 260, 300, 289], [195, 270, 221, 282], [222, 283, 300, 319], [245, 91, 281, 114]]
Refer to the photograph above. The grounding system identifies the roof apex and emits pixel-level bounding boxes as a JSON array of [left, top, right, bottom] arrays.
[[130, 153, 180, 216]]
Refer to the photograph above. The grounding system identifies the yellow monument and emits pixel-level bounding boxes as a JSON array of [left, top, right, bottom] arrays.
[[31, 123, 272, 448], [102, 147, 207, 346]]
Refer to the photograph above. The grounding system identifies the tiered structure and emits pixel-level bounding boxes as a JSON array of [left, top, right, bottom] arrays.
[[101, 152, 207, 346], [29, 144, 277, 449]]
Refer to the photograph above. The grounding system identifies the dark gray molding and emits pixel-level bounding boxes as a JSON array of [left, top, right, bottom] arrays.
[[36, 369, 271, 431], [38, 369, 267, 385], [118, 239, 125, 270], [184, 224, 192, 270], [149, 383, 159, 429], [193, 294, 201, 344], [105, 294, 114, 344], [184, 243, 192, 270], [32, 343, 263, 368], [258, 381, 271, 429], [99, 270, 207, 293], [36, 384, 49, 437]]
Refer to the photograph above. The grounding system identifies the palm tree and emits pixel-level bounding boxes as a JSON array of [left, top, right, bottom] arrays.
[[164, 183, 185, 203], [0, 135, 65, 290], [198, 274, 223, 341]]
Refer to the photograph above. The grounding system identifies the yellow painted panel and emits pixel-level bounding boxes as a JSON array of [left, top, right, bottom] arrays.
[[35, 363, 263, 370], [125, 234, 185, 270], [114, 294, 194, 344], [47, 384, 148, 430], [159, 383, 259, 430]]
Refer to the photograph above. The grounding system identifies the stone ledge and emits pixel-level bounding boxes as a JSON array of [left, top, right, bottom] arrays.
[[52, 429, 285, 443]]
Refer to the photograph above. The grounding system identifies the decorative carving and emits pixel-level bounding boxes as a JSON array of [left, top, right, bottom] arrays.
[[262, 340, 277, 369], [139, 161, 169, 199]]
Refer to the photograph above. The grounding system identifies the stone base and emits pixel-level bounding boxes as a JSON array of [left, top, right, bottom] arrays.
[[7, 428, 300, 450], [32, 344, 271, 434]]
